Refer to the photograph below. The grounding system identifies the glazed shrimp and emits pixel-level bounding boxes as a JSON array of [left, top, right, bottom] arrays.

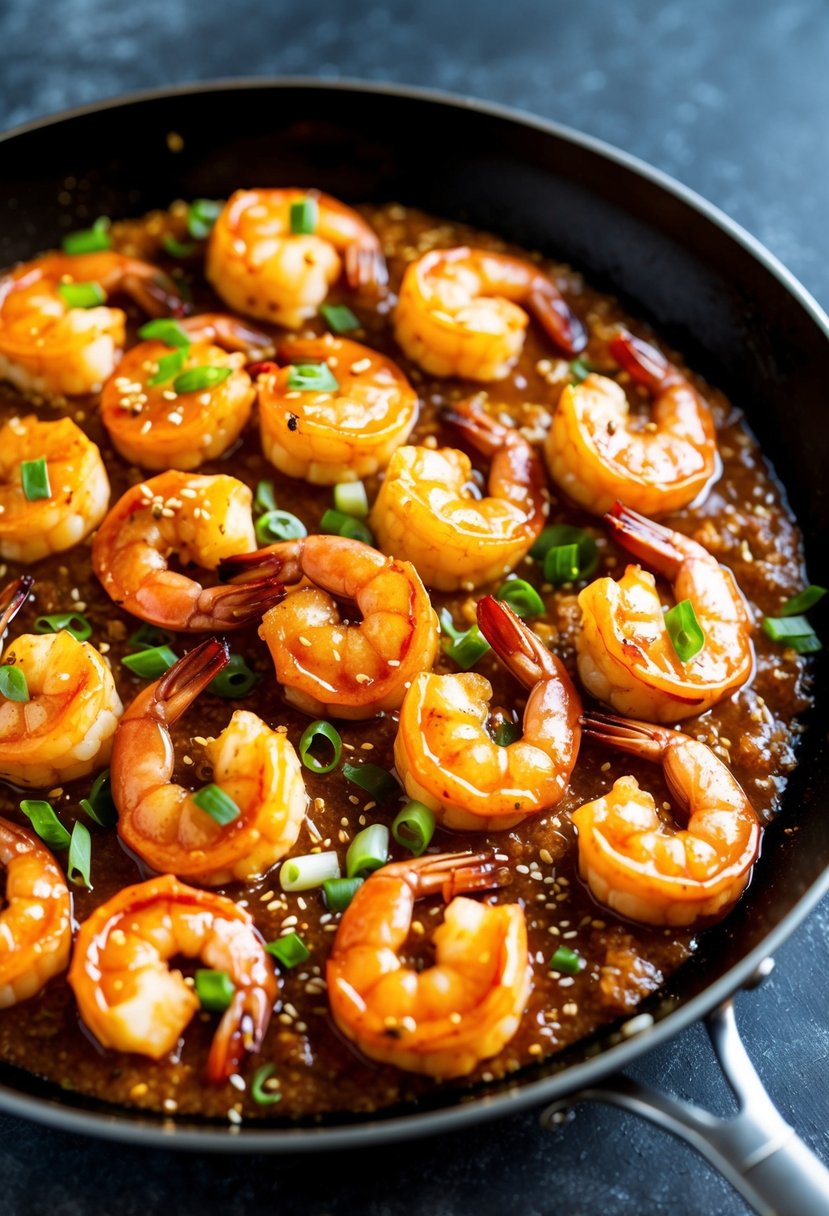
[[547, 329, 719, 517], [395, 598, 581, 831], [114, 639, 308, 886], [101, 314, 273, 470], [68, 874, 277, 1081], [573, 713, 760, 926], [255, 335, 418, 484], [0, 575, 122, 788], [222, 535, 439, 720], [206, 188, 387, 328], [0, 415, 109, 562], [0, 251, 185, 398], [92, 471, 286, 631], [393, 246, 586, 381], [577, 503, 754, 722], [370, 399, 548, 591], [327, 852, 531, 1077]]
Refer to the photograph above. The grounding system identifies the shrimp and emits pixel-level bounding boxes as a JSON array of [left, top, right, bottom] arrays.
[[206, 188, 387, 328], [370, 399, 548, 591], [395, 597, 581, 831], [327, 851, 531, 1077], [0, 414, 109, 563], [100, 314, 273, 471], [573, 713, 760, 926], [393, 246, 586, 381], [114, 639, 308, 886], [0, 817, 72, 1007], [255, 335, 418, 484], [68, 874, 277, 1081], [91, 470, 287, 631], [221, 535, 439, 720], [577, 503, 754, 722], [0, 251, 186, 398], [0, 575, 122, 788], [546, 329, 719, 517]]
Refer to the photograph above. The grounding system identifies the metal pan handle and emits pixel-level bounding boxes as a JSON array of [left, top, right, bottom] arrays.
[[541, 963, 829, 1216]]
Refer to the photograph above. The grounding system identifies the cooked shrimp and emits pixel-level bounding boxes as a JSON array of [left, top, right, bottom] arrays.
[[0, 251, 185, 398], [68, 874, 277, 1081], [92, 471, 286, 631], [0, 817, 72, 1007], [222, 534, 439, 720], [0, 414, 109, 562], [114, 639, 308, 886], [393, 246, 586, 381], [573, 713, 760, 926], [547, 329, 719, 517], [370, 399, 548, 591], [577, 503, 754, 722], [395, 597, 581, 831], [255, 335, 418, 484], [206, 188, 387, 328], [101, 314, 273, 470], [327, 851, 531, 1077]]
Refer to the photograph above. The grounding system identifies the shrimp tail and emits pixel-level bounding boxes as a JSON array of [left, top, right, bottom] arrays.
[[608, 329, 671, 390], [406, 850, 506, 900], [205, 988, 272, 1084], [605, 502, 685, 580], [246, 359, 281, 379], [122, 267, 190, 318], [0, 574, 33, 635], [218, 544, 303, 586], [152, 637, 230, 722], [181, 314, 274, 357], [344, 243, 388, 292], [477, 596, 557, 688], [200, 575, 289, 627], [443, 400, 506, 457], [580, 710, 671, 763], [527, 285, 587, 356]]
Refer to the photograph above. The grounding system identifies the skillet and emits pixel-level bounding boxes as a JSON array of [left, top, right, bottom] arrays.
[[0, 78, 827, 1214]]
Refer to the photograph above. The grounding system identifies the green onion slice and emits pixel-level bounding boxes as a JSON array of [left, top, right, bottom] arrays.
[[250, 1063, 282, 1105], [58, 281, 106, 309], [290, 197, 318, 235], [495, 578, 545, 620], [254, 479, 278, 515], [266, 932, 311, 969], [762, 615, 823, 654], [0, 665, 29, 702], [781, 585, 827, 616], [21, 457, 51, 502], [162, 234, 196, 258], [532, 524, 599, 584], [195, 968, 235, 1012], [208, 653, 257, 698], [148, 349, 187, 386], [127, 623, 176, 652], [255, 509, 308, 545], [332, 481, 369, 519], [342, 761, 400, 802], [62, 216, 111, 255], [19, 799, 70, 849], [138, 317, 192, 349], [192, 784, 240, 826], [34, 612, 92, 641], [550, 946, 586, 975], [67, 820, 92, 888], [665, 599, 706, 662], [568, 358, 592, 383], [186, 198, 223, 240], [346, 823, 389, 879], [493, 719, 521, 747], [319, 302, 360, 334], [173, 366, 232, 395], [299, 720, 342, 774], [319, 508, 374, 546], [280, 850, 341, 892], [439, 607, 491, 671], [122, 645, 178, 678], [392, 801, 436, 857], [79, 768, 117, 827], [287, 363, 340, 393], [323, 876, 364, 912]]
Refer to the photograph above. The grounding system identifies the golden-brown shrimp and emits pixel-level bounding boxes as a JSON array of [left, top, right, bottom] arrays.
[[255, 335, 418, 484], [91, 470, 286, 631], [577, 503, 754, 722], [68, 874, 277, 1081], [0, 251, 185, 398], [206, 188, 387, 328], [546, 330, 719, 517], [0, 414, 110, 563], [0, 817, 72, 1007], [113, 639, 308, 886], [393, 246, 586, 381], [573, 713, 760, 926], [370, 399, 548, 591], [327, 851, 531, 1077], [395, 597, 581, 831], [101, 314, 273, 470], [222, 534, 439, 720]]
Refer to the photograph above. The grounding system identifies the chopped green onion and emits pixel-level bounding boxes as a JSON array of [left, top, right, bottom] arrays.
[[550, 946, 586, 975], [34, 612, 91, 641], [280, 850, 341, 892], [493, 719, 521, 747], [62, 216, 111, 255], [255, 509, 308, 545], [250, 1062, 282, 1105], [346, 823, 389, 879], [19, 799, 70, 849], [320, 302, 360, 334], [127, 623, 176, 652], [79, 769, 117, 827], [173, 366, 232, 395], [290, 197, 318, 234], [138, 317, 192, 349], [162, 234, 196, 258], [192, 784, 240, 826], [392, 801, 436, 857], [333, 481, 369, 519], [342, 761, 400, 802], [323, 876, 364, 912], [195, 969, 235, 1012], [148, 349, 187, 386], [67, 820, 92, 888], [544, 543, 580, 584], [319, 507, 374, 546], [208, 653, 257, 698], [266, 932, 310, 969], [569, 358, 592, 383], [665, 599, 706, 662], [0, 666, 29, 702], [299, 720, 342, 774], [58, 281, 106, 309], [781, 586, 827, 616], [21, 457, 51, 502], [254, 479, 278, 515], [439, 607, 491, 671], [121, 645, 177, 678], [762, 615, 822, 654], [531, 524, 599, 583], [287, 363, 340, 393], [186, 198, 222, 240], [496, 578, 545, 620]]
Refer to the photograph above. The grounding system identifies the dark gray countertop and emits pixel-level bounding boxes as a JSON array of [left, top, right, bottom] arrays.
[[1, 1, 827, 1212]]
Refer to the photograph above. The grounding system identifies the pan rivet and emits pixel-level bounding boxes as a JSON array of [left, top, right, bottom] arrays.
[[743, 956, 775, 990]]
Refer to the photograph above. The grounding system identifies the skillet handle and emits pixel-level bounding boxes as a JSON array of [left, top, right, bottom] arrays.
[[541, 984, 829, 1216]]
